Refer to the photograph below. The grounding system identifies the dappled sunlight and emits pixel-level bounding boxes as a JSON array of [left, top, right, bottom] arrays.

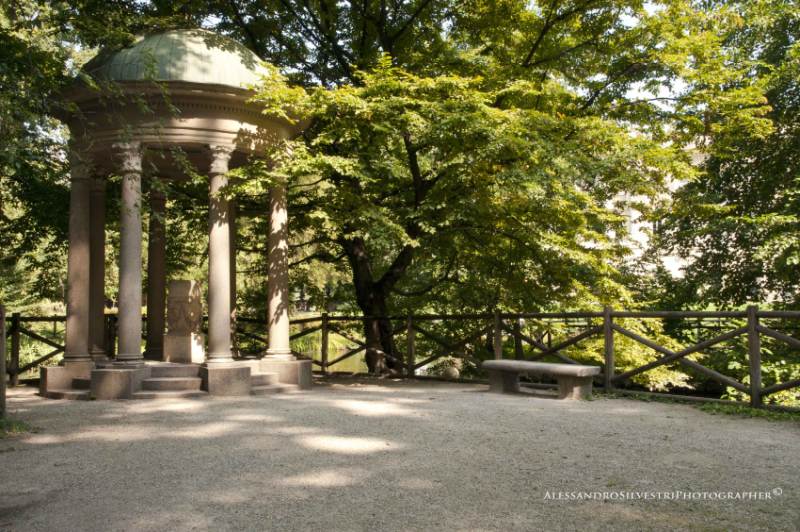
[[278, 468, 366, 488], [125, 401, 207, 414], [296, 435, 402, 454], [169, 421, 242, 439], [330, 399, 417, 417], [226, 413, 285, 423], [389, 397, 430, 404]]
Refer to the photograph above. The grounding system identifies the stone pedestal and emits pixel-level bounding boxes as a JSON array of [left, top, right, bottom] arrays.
[[40, 360, 95, 395], [557, 376, 594, 400], [164, 280, 205, 363], [259, 358, 313, 389], [200, 365, 251, 396], [487, 369, 520, 394], [164, 333, 205, 364], [91, 366, 150, 399]]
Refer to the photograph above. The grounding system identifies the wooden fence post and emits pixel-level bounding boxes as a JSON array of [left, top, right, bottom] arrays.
[[493, 309, 503, 360], [514, 317, 524, 360], [406, 315, 415, 377], [603, 305, 614, 392], [1, 305, 6, 418], [747, 305, 762, 407], [10, 313, 20, 386], [320, 312, 329, 375]]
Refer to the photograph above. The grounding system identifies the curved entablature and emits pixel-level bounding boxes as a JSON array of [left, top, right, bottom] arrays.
[[59, 29, 301, 169]]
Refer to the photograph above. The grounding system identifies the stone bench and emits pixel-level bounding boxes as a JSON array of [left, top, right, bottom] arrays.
[[482, 360, 601, 400]]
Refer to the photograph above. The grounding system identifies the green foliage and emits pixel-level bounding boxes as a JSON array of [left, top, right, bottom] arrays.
[[661, 0, 800, 307], [254, 56, 693, 320], [698, 402, 800, 422]]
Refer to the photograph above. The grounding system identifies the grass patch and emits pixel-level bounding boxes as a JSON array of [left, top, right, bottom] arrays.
[[698, 402, 800, 422], [599, 390, 800, 422], [0, 417, 33, 438]]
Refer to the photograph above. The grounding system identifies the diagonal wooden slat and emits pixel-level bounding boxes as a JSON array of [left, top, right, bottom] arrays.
[[329, 326, 366, 347], [414, 324, 491, 353], [526, 326, 601, 362], [502, 323, 548, 352], [757, 325, 800, 350], [413, 325, 492, 369], [679, 358, 748, 392], [237, 329, 268, 345], [16, 346, 64, 374], [290, 326, 322, 341], [327, 344, 367, 366], [762, 378, 800, 396], [612, 325, 747, 383], [413, 352, 447, 370], [18, 327, 64, 351]]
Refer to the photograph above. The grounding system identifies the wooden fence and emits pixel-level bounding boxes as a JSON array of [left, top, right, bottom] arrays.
[[4, 306, 800, 407]]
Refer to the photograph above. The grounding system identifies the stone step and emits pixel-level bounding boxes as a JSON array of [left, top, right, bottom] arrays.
[[250, 372, 279, 386], [131, 390, 208, 400], [44, 389, 91, 400], [142, 377, 202, 391], [149, 364, 201, 378], [251, 383, 300, 396], [72, 378, 91, 390]]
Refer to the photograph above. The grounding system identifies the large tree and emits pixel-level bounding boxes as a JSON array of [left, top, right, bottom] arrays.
[[3, 1, 769, 376]]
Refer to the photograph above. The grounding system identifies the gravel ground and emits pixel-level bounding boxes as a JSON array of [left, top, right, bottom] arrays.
[[1, 378, 798, 532]]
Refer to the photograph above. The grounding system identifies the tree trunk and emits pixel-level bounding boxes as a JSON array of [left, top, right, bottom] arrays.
[[342, 236, 404, 374]]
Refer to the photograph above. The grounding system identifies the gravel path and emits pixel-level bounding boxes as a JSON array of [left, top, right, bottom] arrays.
[[1, 379, 798, 531]]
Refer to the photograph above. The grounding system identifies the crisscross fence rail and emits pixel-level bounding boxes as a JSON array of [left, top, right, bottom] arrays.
[[274, 306, 800, 407], [5, 306, 800, 407]]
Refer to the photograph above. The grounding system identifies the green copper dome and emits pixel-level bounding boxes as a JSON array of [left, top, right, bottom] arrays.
[[84, 29, 265, 90]]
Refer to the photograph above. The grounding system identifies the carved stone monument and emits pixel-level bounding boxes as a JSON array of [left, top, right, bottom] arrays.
[[164, 280, 205, 364]]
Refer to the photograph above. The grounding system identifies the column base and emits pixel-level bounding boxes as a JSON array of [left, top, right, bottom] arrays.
[[259, 358, 312, 389], [113, 358, 146, 368], [90, 348, 109, 364], [39, 359, 95, 396], [91, 366, 150, 399], [262, 348, 294, 361], [200, 364, 251, 396]]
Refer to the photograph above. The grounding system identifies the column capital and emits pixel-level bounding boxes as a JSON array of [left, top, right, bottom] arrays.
[[208, 144, 235, 175], [113, 141, 143, 173], [112, 140, 142, 152], [68, 151, 92, 183]]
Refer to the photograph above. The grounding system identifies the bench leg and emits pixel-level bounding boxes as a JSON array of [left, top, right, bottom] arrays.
[[557, 376, 593, 400], [488, 370, 520, 394]]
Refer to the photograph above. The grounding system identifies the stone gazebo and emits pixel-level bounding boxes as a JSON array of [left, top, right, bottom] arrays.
[[40, 29, 311, 399]]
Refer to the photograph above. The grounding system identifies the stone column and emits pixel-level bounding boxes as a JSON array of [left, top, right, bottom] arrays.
[[265, 180, 293, 359], [229, 200, 238, 355], [64, 150, 93, 369], [145, 183, 166, 360], [206, 145, 235, 365], [114, 142, 145, 366], [89, 177, 107, 362]]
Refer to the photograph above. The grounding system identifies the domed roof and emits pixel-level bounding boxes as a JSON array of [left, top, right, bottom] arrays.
[[84, 29, 265, 90]]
